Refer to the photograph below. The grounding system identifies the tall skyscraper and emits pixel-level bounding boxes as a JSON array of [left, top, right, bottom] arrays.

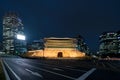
[[3, 12, 26, 54]]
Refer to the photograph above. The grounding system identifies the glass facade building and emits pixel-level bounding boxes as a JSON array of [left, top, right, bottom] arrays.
[[99, 31, 120, 55], [2, 12, 27, 54]]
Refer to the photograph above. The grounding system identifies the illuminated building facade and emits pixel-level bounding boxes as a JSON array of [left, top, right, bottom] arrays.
[[3, 12, 26, 54], [117, 31, 120, 54], [99, 31, 120, 55], [26, 37, 85, 58]]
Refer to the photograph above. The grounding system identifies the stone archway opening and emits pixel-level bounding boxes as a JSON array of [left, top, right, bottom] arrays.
[[57, 52, 63, 57]]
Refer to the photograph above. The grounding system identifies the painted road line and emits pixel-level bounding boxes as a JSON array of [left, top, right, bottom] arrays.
[[34, 67, 76, 80], [107, 63, 116, 69], [109, 62, 120, 68], [107, 63, 119, 71], [25, 69, 43, 78], [16, 61, 22, 64], [16, 59, 25, 62], [65, 66, 74, 68], [53, 68, 64, 71], [16, 61, 27, 65], [64, 67, 87, 72], [76, 68, 96, 80], [101, 63, 106, 68], [27, 61, 87, 72], [1, 59, 10, 80], [24, 63, 76, 80], [3, 60, 21, 80]]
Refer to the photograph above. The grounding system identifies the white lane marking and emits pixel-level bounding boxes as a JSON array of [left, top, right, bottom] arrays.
[[107, 63, 118, 70], [101, 63, 106, 68], [25, 69, 43, 78], [16, 61, 28, 65], [3, 60, 21, 80], [26, 61, 87, 72], [16, 61, 21, 63], [16, 59, 25, 61], [66, 66, 73, 68], [76, 68, 96, 80], [64, 67, 87, 72], [24, 63, 76, 80], [53, 68, 63, 71]]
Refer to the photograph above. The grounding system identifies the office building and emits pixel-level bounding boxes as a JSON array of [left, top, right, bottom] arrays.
[[99, 31, 120, 56], [2, 12, 26, 54]]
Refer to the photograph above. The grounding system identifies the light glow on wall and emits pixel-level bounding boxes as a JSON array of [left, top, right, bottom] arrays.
[[26, 48, 85, 58], [17, 34, 25, 40], [25, 37, 86, 58]]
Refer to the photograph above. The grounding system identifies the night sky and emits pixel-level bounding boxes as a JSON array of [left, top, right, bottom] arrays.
[[0, 0, 120, 52]]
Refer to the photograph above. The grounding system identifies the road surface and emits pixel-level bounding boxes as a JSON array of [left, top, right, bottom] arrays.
[[1, 58, 120, 80]]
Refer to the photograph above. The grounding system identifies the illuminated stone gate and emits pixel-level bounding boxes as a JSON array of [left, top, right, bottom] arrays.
[[26, 37, 85, 58], [43, 37, 85, 58]]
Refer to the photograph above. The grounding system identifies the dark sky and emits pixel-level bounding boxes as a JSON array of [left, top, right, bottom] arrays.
[[0, 0, 120, 51]]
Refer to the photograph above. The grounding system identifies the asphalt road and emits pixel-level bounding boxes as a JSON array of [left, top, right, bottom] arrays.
[[1, 58, 120, 80]]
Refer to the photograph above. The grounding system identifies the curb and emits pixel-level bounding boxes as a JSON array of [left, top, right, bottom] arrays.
[[1, 58, 10, 80]]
